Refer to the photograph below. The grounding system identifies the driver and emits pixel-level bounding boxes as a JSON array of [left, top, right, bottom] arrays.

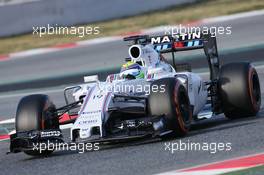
[[120, 61, 145, 79]]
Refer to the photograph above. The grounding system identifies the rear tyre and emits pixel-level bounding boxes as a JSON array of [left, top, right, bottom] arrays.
[[219, 62, 261, 119], [16, 94, 59, 156], [148, 78, 192, 137]]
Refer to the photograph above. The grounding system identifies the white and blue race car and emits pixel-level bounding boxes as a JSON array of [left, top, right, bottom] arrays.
[[9, 33, 261, 156]]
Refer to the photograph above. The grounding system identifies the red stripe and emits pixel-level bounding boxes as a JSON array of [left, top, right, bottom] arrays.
[[0, 134, 9, 140], [174, 41, 184, 48], [181, 20, 202, 27], [0, 55, 9, 61], [59, 113, 78, 123], [120, 31, 142, 37], [182, 153, 264, 172], [52, 43, 77, 49]]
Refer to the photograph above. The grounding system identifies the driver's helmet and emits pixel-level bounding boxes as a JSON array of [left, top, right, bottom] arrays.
[[120, 61, 144, 79]]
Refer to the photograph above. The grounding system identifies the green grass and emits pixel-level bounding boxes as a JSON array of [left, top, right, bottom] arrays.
[[221, 165, 264, 175], [0, 0, 264, 55]]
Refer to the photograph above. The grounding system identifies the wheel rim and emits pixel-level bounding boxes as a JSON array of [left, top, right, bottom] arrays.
[[178, 92, 190, 124], [251, 72, 261, 107]]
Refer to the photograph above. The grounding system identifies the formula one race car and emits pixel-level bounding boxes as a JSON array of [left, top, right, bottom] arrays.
[[9, 32, 261, 156]]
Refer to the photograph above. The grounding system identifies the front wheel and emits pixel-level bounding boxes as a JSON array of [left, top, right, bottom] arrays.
[[148, 78, 192, 137], [16, 94, 59, 156]]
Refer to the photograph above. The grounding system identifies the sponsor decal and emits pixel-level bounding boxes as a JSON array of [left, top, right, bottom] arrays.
[[79, 119, 98, 125], [151, 33, 203, 52], [78, 111, 102, 126], [82, 110, 101, 115], [151, 33, 201, 45], [40, 130, 61, 137]]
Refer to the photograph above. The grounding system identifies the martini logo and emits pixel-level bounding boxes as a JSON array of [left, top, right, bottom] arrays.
[[151, 33, 201, 44], [151, 36, 171, 44]]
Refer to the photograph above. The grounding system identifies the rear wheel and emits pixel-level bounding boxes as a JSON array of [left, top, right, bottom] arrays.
[[219, 62, 261, 119], [148, 78, 192, 137], [16, 94, 59, 156]]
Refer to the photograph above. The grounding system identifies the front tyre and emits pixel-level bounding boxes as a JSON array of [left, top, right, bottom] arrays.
[[219, 62, 261, 119], [16, 94, 59, 156], [148, 78, 192, 137]]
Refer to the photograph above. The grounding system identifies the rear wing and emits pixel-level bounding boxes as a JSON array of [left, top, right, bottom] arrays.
[[124, 33, 216, 52], [124, 33, 220, 80], [151, 33, 204, 52]]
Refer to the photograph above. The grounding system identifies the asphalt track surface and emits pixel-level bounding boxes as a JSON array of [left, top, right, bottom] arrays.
[[0, 13, 264, 175]]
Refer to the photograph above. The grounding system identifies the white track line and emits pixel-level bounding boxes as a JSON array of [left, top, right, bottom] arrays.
[[158, 152, 264, 175], [158, 168, 247, 175]]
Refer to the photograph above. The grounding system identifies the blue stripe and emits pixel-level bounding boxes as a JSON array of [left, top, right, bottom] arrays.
[[193, 40, 200, 46], [156, 45, 162, 51], [162, 44, 168, 50], [187, 41, 193, 47]]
